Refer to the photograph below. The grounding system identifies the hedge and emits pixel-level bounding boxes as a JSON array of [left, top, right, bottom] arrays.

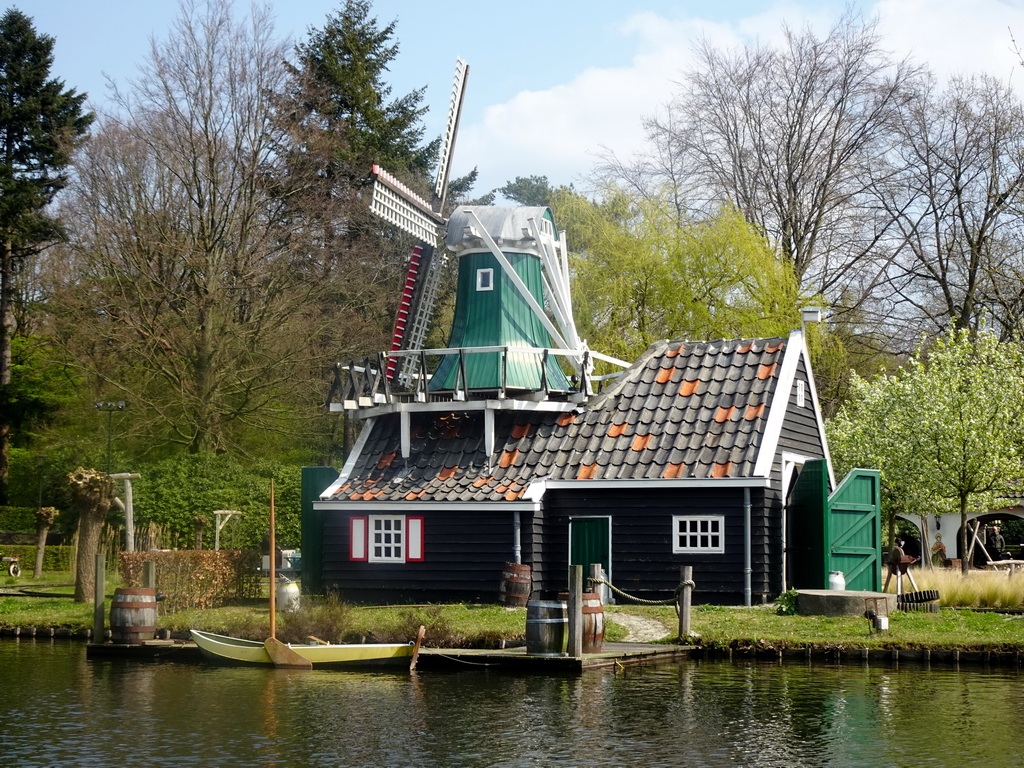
[[119, 550, 262, 612], [0, 544, 74, 572], [0, 506, 37, 534]]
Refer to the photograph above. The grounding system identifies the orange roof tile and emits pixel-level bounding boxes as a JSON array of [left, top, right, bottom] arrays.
[[679, 379, 700, 397], [656, 367, 673, 384], [438, 466, 457, 481], [757, 362, 778, 380], [404, 490, 425, 501], [744, 403, 765, 420], [495, 484, 509, 493], [737, 343, 752, 354], [632, 433, 653, 451], [577, 463, 597, 480], [711, 462, 733, 478], [715, 405, 737, 423], [608, 422, 627, 437], [557, 412, 576, 427], [376, 452, 397, 469], [500, 449, 519, 468], [505, 488, 525, 501], [663, 462, 685, 479], [472, 476, 492, 488], [511, 422, 532, 439], [766, 342, 785, 354]]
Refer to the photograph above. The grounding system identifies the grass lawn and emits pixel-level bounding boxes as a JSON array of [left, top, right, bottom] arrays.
[[4, 570, 1024, 650]]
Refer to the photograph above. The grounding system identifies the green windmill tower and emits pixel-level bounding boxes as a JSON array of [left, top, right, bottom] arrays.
[[366, 59, 594, 397]]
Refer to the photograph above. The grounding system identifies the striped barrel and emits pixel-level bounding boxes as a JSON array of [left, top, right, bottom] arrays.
[[110, 588, 157, 644]]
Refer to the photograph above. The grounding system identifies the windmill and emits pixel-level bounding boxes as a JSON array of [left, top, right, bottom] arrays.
[[333, 58, 626, 409]]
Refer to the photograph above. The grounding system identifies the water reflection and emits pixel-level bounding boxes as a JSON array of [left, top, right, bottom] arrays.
[[2, 640, 1021, 767]]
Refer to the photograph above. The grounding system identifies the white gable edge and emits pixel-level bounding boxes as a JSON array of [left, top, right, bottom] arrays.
[[752, 328, 835, 487]]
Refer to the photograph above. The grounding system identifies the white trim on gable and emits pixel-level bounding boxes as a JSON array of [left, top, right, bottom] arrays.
[[321, 416, 376, 499], [752, 329, 834, 486]]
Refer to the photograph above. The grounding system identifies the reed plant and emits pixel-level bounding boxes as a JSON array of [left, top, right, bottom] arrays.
[[891, 568, 1024, 609]]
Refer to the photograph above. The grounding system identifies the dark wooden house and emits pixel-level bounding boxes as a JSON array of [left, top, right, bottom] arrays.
[[311, 329, 879, 604]]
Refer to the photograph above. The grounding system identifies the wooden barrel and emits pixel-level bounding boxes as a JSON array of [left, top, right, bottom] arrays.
[[559, 591, 606, 653], [498, 562, 532, 607], [110, 587, 157, 644], [525, 599, 567, 656]]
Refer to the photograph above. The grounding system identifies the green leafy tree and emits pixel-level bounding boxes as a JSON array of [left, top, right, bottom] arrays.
[[0, 9, 91, 503], [828, 328, 1024, 573], [553, 186, 807, 364]]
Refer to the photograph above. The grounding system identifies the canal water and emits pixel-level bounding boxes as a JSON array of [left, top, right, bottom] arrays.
[[2, 639, 1021, 767]]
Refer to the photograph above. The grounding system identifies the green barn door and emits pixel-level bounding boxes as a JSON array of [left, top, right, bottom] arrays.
[[569, 516, 611, 583], [828, 469, 882, 592], [787, 459, 829, 589]]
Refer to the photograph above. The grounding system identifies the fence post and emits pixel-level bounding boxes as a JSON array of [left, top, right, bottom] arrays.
[[142, 559, 156, 589], [588, 562, 606, 604], [678, 565, 693, 642], [93, 553, 105, 642], [568, 565, 583, 658]]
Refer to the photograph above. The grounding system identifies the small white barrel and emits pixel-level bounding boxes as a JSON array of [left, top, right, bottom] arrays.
[[276, 581, 301, 613], [829, 571, 846, 591]]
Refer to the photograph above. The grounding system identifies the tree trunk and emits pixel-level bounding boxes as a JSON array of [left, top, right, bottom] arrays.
[[960, 494, 970, 576], [69, 468, 113, 602], [33, 506, 59, 579], [0, 240, 12, 505]]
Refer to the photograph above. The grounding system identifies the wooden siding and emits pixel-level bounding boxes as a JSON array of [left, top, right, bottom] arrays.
[[538, 487, 774, 603], [775, 355, 827, 460], [320, 507, 532, 603]]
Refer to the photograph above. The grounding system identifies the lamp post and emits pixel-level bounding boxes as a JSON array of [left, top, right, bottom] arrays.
[[94, 401, 127, 474]]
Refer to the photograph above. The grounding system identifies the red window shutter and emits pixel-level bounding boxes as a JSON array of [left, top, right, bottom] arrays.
[[350, 517, 368, 561], [406, 517, 424, 561]]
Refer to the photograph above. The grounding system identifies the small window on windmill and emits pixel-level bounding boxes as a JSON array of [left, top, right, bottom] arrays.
[[476, 268, 494, 291]]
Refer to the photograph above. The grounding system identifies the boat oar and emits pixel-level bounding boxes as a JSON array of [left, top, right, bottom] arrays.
[[410, 625, 426, 671], [264, 479, 312, 670]]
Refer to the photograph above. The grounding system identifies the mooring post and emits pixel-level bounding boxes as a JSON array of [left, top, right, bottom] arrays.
[[568, 565, 583, 658], [678, 565, 693, 642], [588, 562, 605, 604], [142, 560, 156, 589], [93, 553, 106, 642]]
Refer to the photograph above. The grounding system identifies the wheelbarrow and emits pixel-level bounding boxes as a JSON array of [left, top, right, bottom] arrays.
[[2, 553, 21, 578]]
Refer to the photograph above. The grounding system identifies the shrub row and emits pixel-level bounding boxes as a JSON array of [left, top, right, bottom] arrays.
[[119, 550, 262, 612], [0, 506, 37, 534], [1, 544, 74, 572]]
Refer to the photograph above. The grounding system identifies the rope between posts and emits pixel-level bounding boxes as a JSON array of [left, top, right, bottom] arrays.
[[591, 577, 695, 608]]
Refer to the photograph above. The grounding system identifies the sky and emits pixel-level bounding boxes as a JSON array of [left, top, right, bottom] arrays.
[[27, 0, 1024, 199]]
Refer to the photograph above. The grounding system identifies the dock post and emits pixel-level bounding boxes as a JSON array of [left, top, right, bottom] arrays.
[[678, 565, 693, 641], [93, 553, 106, 642], [568, 565, 583, 658]]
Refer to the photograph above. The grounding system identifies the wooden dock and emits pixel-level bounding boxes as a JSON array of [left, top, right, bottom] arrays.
[[416, 642, 693, 671]]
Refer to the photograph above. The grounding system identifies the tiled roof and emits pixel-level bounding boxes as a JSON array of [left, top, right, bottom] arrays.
[[325, 337, 790, 503]]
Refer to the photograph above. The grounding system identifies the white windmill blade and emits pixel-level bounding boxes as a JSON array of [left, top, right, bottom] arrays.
[[370, 164, 444, 242], [433, 58, 469, 213]]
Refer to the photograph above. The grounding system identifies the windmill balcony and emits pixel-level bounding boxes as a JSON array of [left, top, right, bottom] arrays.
[[327, 345, 608, 415]]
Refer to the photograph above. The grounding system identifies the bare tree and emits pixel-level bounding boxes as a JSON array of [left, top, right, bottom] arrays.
[[638, 13, 921, 307], [68, 467, 112, 603], [52, 0, 322, 454], [880, 73, 1024, 339]]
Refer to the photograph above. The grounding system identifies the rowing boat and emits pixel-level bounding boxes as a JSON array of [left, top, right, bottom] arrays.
[[189, 629, 416, 668]]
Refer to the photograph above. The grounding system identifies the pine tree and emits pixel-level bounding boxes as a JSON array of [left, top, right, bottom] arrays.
[[0, 9, 92, 503]]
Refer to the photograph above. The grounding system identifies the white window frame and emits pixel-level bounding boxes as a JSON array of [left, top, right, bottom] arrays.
[[370, 515, 406, 562], [476, 267, 494, 291], [672, 515, 725, 554], [350, 515, 424, 563]]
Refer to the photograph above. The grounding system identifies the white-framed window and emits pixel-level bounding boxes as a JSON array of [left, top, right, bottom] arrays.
[[350, 515, 424, 563], [476, 267, 494, 291], [672, 515, 724, 554]]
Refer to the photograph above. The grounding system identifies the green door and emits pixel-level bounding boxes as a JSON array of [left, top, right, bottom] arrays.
[[788, 460, 829, 589], [828, 469, 882, 591], [570, 516, 611, 581]]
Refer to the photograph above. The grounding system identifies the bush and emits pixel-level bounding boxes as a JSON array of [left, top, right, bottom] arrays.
[[0, 544, 74, 572], [119, 550, 262, 612], [0, 506, 36, 534]]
